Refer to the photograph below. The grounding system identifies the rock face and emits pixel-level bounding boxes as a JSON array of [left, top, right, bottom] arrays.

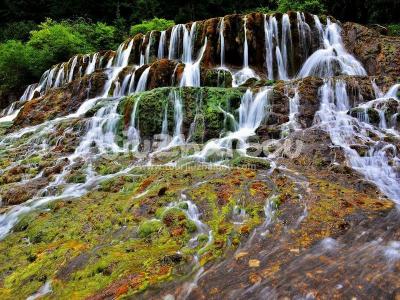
[[342, 22, 400, 77], [12, 71, 107, 128]]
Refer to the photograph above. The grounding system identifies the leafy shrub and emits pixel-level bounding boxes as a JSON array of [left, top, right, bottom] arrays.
[[277, 0, 326, 14], [387, 24, 400, 36], [0, 40, 38, 92], [28, 19, 94, 67], [130, 18, 175, 37], [67, 20, 120, 50]]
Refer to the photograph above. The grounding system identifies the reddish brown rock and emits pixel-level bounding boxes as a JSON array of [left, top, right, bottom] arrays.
[[342, 22, 400, 77]]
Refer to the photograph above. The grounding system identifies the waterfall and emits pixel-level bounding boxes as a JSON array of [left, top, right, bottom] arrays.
[[114, 39, 134, 68], [68, 56, 78, 82], [297, 12, 311, 60], [233, 17, 257, 86], [169, 90, 184, 146], [161, 102, 169, 136], [168, 24, 185, 60], [85, 53, 98, 75], [45, 67, 57, 90], [126, 96, 142, 151], [158, 31, 166, 59], [53, 63, 65, 87], [372, 79, 384, 98], [145, 31, 153, 64], [140, 37, 145, 66], [315, 79, 400, 203], [298, 18, 367, 78], [127, 70, 137, 94], [280, 14, 292, 78], [180, 35, 207, 88], [119, 72, 133, 96], [75, 101, 122, 155], [180, 22, 208, 87], [264, 14, 291, 80], [193, 88, 271, 161], [264, 15, 274, 80], [182, 23, 196, 63], [135, 67, 151, 93], [282, 87, 300, 132], [219, 17, 225, 67]]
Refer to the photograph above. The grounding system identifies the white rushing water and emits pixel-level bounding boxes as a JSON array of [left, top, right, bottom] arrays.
[[298, 18, 367, 78], [158, 31, 167, 59], [179, 23, 208, 88], [314, 79, 400, 203], [193, 88, 271, 161], [219, 17, 225, 68], [233, 17, 258, 86], [0, 36, 141, 239]]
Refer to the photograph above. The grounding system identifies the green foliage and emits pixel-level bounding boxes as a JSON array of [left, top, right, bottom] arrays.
[[0, 18, 121, 103], [28, 19, 94, 66], [387, 24, 400, 36], [0, 21, 37, 42], [130, 18, 175, 37], [277, 0, 326, 14], [0, 40, 37, 92], [67, 20, 120, 50]]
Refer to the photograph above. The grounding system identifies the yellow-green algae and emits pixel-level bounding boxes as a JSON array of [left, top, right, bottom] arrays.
[[0, 166, 270, 299]]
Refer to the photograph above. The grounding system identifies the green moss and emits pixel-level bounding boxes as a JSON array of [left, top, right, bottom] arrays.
[[0, 167, 271, 299], [230, 156, 271, 169], [138, 219, 163, 238], [117, 86, 245, 142]]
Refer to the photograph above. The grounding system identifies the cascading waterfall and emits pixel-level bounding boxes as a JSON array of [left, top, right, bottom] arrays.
[[158, 31, 166, 59], [85, 53, 99, 75], [264, 15, 275, 80], [168, 90, 184, 147], [144, 31, 153, 64], [298, 18, 367, 78], [234, 17, 258, 86], [1, 11, 400, 298], [135, 67, 151, 93], [296, 12, 311, 61], [0, 11, 367, 123], [219, 17, 225, 68], [0, 35, 139, 239], [280, 13, 292, 79], [315, 79, 400, 203], [168, 24, 185, 60], [193, 88, 271, 161]]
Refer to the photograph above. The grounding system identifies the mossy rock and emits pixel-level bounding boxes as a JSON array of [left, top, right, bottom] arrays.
[[137, 219, 163, 238], [230, 156, 271, 169], [161, 208, 187, 226], [202, 69, 233, 88], [118, 87, 245, 143]]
